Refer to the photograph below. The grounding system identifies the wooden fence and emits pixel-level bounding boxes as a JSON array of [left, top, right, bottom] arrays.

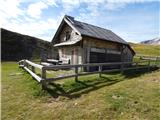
[[136, 54, 160, 61], [19, 59, 160, 89]]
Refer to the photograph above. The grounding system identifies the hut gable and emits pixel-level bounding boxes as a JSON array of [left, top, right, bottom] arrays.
[[52, 17, 82, 47]]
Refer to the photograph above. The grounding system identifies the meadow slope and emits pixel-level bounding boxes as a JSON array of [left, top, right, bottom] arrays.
[[2, 62, 160, 120], [2, 43, 160, 120], [130, 43, 160, 56]]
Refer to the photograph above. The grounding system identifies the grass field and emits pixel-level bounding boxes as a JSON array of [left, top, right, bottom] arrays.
[[2, 62, 160, 120], [130, 43, 160, 56], [2, 43, 160, 120]]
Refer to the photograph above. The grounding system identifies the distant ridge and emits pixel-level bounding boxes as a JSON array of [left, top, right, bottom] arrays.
[[140, 37, 160, 45]]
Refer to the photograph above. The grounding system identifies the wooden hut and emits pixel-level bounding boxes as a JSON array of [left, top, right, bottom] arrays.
[[52, 15, 135, 67]]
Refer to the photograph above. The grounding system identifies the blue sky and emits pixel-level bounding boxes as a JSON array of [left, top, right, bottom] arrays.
[[0, 0, 159, 43]]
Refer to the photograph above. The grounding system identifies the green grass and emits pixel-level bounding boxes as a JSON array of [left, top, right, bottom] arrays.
[[2, 62, 160, 120], [130, 43, 160, 56], [2, 43, 160, 120]]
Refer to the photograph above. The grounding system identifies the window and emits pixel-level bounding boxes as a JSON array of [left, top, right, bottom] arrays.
[[65, 31, 70, 41]]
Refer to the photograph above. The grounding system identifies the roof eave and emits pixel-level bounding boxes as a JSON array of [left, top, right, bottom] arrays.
[[51, 19, 65, 43]]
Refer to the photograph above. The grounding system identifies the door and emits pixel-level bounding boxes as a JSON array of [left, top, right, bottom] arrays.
[[71, 48, 78, 64]]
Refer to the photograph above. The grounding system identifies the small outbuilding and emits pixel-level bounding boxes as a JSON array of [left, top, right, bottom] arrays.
[[52, 15, 135, 67]]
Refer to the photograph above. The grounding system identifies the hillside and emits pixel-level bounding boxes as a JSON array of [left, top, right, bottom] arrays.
[[130, 43, 160, 56], [1, 28, 58, 61], [140, 37, 160, 45]]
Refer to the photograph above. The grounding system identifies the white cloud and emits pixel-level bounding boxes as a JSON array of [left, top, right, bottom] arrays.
[[0, 0, 61, 41], [27, 1, 48, 19], [2, 17, 59, 40], [106, 0, 157, 3], [44, 0, 58, 7], [0, 0, 24, 27], [0, 0, 25, 27], [104, 2, 126, 10], [77, 0, 158, 23], [59, 0, 80, 13], [3, 18, 58, 41], [78, 0, 159, 12], [62, 0, 80, 5], [103, 0, 158, 10], [0, 0, 23, 18], [0, 0, 159, 42]]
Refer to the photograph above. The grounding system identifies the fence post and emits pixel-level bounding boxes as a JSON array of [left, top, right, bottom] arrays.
[[148, 60, 151, 71], [26, 60, 29, 68], [18, 60, 22, 67], [121, 63, 124, 74], [135, 62, 138, 68], [41, 67, 47, 89], [99, 65, 102, 77], [23, 60, 25, 67], [158, 57, 160, 67], [155, 57, 158, 66], [31, 66, 35, 73], [75, 66, 78, 81]]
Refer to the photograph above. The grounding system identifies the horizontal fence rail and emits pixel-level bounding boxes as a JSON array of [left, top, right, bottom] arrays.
[[19, 60, 43, 82], [18, 57, 160, 89], [136, 54, 160, 61]]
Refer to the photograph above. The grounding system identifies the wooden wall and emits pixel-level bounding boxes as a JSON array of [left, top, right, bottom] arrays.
[[55, 23, 83, 64], [121, 46, 134, 62], [58, 46, 82, 64], [83, 37, 121, 50], [58, 24, 79, 43], [82, 36, 124, 64]]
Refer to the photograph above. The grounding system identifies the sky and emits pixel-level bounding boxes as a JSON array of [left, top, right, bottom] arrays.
[[0, 0, 159, 43]]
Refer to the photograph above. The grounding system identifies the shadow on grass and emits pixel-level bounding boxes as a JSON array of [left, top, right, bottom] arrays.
[[45, 67, 159, 99], [123, 67, 159, 78]]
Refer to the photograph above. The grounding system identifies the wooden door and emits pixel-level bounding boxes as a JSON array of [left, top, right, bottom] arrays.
[[72, 48, 78, 64]]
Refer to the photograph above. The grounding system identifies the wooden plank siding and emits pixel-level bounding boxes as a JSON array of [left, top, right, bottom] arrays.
[[82, 36, 131, 68], [83, 36, 121, 50]]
